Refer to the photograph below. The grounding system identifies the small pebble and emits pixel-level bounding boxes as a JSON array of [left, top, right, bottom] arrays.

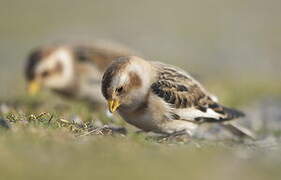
[[0, 117, 11, 129]]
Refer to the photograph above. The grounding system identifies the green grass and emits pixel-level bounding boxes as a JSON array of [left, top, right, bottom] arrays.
[[0, 79, 281, 180], [0, 122, 280, 180], [0, 92, 281, 180], [0, 128, 280, 180]]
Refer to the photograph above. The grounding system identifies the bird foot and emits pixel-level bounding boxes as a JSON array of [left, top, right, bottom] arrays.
[[158, 130, 191, 143]]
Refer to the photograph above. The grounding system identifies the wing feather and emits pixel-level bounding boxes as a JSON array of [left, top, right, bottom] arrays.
[[150, 63, 242, 123]]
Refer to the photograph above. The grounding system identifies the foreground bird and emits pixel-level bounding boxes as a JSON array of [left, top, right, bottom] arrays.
[[101, 56, 254, 138], [25, 42, 134, 107]]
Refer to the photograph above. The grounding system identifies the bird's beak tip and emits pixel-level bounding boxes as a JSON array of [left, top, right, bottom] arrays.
[[27, 81, 41, 95], [107, 99, 120, 113]]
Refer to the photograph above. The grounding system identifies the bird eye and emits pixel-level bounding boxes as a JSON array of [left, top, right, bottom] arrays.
[[116, 87, 123, 94], [41, 70, 50, 78]]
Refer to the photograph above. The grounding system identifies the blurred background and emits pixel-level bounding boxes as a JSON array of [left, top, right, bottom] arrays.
[[0, 0, 280, 100], [0, 1, 281, 180]]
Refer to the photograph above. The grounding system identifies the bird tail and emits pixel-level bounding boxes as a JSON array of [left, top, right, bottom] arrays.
[[219, 106, 256, 139], [221, 122, 256, 140]]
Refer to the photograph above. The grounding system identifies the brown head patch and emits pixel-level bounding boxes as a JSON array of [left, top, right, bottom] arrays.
[[128, 72, 142, 89]]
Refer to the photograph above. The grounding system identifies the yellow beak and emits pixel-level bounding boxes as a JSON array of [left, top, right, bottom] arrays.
[[107, 99, 120, 113], [28, 81, 41, 95]]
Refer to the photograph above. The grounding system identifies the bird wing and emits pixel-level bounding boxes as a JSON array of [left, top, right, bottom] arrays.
[[150, 63, 244, 123]]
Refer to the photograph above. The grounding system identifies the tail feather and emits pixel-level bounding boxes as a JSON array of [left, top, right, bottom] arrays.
[[222, 122, 256, 140], [221, 106, 256, 139]]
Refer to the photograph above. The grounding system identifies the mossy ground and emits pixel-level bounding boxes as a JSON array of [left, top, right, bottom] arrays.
[[0, 84, 281, 180]]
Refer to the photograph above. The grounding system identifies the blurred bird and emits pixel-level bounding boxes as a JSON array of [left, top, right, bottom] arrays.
[[101, 56, 255, 139], [25, 42, 134, 107]]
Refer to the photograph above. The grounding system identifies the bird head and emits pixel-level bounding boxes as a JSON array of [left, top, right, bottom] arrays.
[[25, 46, 75, 95], [101, 56, 152, 113]]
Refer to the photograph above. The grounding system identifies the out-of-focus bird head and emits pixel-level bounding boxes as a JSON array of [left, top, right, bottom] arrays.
[[101, 56, 153, 113], [25, 46, 75, 95]]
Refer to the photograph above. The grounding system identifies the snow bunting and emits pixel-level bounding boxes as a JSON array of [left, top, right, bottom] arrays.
[[25, 43, 133, 106], [101, 56, 254, 138]]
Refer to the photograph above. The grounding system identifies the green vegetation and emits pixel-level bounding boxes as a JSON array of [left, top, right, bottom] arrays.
[[0, 93, 281, 180]]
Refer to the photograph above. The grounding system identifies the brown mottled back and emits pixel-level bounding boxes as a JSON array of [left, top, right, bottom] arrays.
[[71, 44, 133, 71]]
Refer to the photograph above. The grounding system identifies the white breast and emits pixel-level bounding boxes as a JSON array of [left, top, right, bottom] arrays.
[[119, 109, 158, 132]]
